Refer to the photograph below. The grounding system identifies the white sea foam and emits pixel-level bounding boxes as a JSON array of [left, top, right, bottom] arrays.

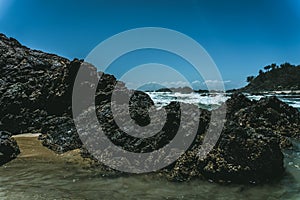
[[147, 92, 228, 109], [147, 92, 300, 110]]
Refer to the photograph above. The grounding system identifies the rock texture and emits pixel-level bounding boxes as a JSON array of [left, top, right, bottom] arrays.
[[0, 131, 20, 165], [1, 33, 300, 183], [0, 33, 82, 153], [166, 120, 284, 183]]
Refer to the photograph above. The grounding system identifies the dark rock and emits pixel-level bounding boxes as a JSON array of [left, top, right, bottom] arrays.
[[0, 131, 20, 165], [78, 100, 182, 154], [225, 92, 254, 116], [0, 33, 298, 184], [79, 93, 286, 183], [231, 95, 300, 148], [39, 116, 81, 153], [129, 90, 154, 126], [160, 94, 294, 183], [0, 33, 89, 134], [166, 124, 284, 183]]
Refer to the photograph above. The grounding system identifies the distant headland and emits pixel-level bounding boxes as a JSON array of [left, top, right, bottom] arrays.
[[144, 63, 300, 94]]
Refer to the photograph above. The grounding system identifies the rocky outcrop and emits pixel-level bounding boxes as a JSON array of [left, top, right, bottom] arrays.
[[224, 93, 253, 116], [0, 131, 20, 165], [38, 116, 81, 153], [166, 122, 284, 183], [0, 33, 299, 184], [79, 88, 289, 183], [0, 33, 82, 134], [231, 95, 300, 148], [159, 93, 300, 183], [239, 63, 300, 92], [0, 33, 84, 154]]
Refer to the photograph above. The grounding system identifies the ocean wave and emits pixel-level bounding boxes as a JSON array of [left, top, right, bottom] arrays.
[[147, 92, 300, 110]]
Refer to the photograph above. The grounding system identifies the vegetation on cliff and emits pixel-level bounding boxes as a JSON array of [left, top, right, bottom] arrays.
[[241, 63, 300, 92]]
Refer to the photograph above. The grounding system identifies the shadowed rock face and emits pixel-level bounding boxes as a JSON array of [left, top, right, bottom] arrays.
[[0, 131, 20, 165], [230, 96, 300, 148], [0, 33, 82, 134], [167, 121, 284, 183], [0, 33, 299, 183]]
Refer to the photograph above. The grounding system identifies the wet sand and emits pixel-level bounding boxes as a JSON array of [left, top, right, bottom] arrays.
[[12, 134, 90, 166]]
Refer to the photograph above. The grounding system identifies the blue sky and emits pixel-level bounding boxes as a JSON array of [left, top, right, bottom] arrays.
[[0, 0, 300, 89]]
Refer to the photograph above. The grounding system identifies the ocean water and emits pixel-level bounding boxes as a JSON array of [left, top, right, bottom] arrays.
[[147, 92, 300, 111], [246, 94, 300, 110], [0, 93, 300, 200], [1, 147, 300, 200], [147, 92, 228, 110]]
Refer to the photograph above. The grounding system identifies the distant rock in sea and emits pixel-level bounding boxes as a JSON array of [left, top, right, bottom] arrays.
[[137, 82, 165, 91], [156, 86, 194, 93]]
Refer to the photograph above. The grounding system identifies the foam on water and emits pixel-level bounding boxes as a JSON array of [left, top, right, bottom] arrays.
[[147, 92, 228, 110], [147, 92, 300, 110]]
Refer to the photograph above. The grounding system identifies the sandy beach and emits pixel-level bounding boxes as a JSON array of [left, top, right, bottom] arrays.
[[11, 134, 90, 166]]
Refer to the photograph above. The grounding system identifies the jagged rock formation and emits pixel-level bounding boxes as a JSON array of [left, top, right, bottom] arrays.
[[0, 33, 299, 183], [0, 131, 20, 165], [0, 33, 81, 134], [165, 93, 300, 183]]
